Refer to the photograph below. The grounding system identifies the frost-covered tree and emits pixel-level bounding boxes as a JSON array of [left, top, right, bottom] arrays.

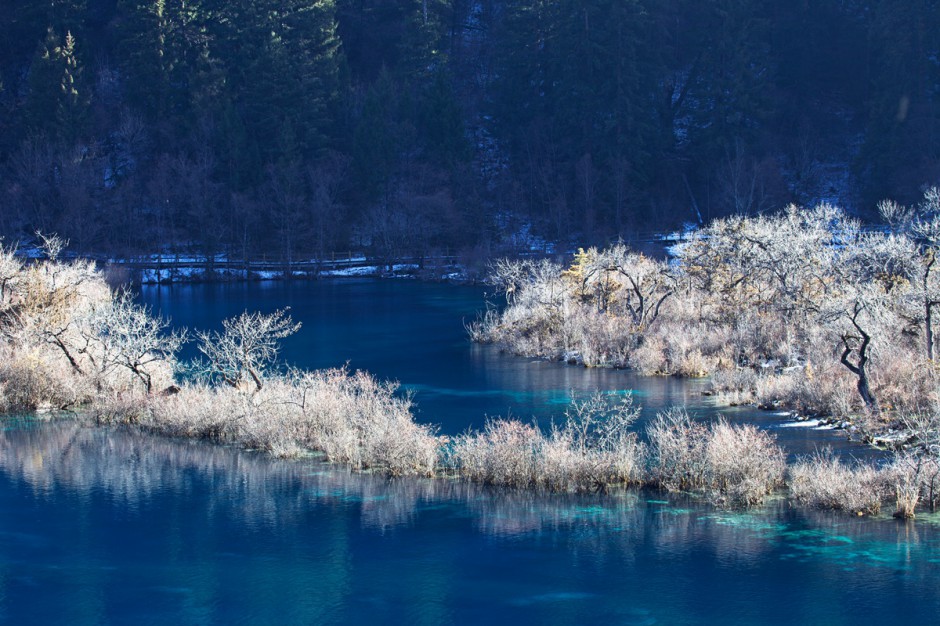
[[197, 309, 300, 392], [78, 291, 187, 394], [882, 188, 940, 361]]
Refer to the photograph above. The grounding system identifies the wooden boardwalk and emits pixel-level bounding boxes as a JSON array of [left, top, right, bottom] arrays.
[[103, 251, 463, 279]]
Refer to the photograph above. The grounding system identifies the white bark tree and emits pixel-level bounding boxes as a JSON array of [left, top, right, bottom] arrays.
[[197, 309, 300, 392], [79, 291, 187, 394]]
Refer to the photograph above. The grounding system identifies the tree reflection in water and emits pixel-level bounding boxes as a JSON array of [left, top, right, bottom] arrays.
[[1, 418, 930, 571]]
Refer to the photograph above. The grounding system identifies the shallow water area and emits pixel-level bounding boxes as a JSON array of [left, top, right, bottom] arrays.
[[0, 420, 937, 625]]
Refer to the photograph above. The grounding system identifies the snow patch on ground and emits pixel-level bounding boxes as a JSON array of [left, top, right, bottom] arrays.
[[321, 265, 380, 277], [776, 419, 824, 429]]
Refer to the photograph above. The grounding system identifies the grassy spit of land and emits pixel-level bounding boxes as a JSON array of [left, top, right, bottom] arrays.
[[0, 232, 937, 517]]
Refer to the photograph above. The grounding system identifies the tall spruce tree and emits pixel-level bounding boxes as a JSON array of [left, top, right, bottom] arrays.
[[217, 0, 340, 162], [27, 27, 90, 142], [117, 1, 219, 132]]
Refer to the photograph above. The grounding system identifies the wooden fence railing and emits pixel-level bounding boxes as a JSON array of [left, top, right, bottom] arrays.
[[107, 251, 462, 273]]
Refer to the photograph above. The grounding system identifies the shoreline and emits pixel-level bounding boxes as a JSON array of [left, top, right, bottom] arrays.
[[0, 408, 924, 524], [12, 247, 483, 286], [0, 240, 931, 520]]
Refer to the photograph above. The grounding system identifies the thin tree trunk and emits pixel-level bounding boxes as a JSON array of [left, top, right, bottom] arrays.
[[841, 330, 879, 413]]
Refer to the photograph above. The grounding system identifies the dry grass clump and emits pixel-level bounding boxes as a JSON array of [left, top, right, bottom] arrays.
[[450, 419, 646, 492], [661, 322, 731, 377], [90, 388, 152, 425], [451, 419, 545, 487], [881, 453, 940, 518], [647, 409, 785, 506], [146, 369, 441, 476], [646, 408, 710, 491], [628, 334, 668, 375], [0, 352, 92, 412], [709, 368, 759, 405], [709, 367, 758, 394], [788, 449, 887, 515], [754, 361, 858, 417], [451, 393, 646, 492], [569, 308, 636, 367], [752, 369, 801, 408], [705, 419, 786, 506], [871, 348, 940, 414]]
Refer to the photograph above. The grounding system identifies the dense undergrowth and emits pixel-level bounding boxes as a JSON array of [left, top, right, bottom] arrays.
[[472, 195, 940, 441], [2, 233, 939, 516]]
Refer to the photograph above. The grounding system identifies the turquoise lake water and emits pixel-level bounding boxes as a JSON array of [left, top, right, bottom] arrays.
[[0, 279, 927, 624], [137, 279, 870, 458]]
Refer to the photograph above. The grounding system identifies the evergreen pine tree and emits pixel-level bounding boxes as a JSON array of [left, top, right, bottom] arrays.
[[27, 27, 90, 141], [56, 30, 89, 143], [211, 0, 341, 166]]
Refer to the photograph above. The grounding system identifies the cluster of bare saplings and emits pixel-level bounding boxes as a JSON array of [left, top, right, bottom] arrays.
[[0, 233, 937, 517]]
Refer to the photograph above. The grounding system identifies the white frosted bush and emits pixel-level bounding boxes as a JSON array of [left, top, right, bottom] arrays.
[[706, 419, 785, 506], [788, 450, 886, 515], [146, 369, 441, 476], [647, 409, 785, 506]]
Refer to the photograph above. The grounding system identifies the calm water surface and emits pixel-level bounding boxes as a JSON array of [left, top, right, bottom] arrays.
[[138, 279, 862, 458], [0, 279, 919, 624], [1, 418, 938, 625]]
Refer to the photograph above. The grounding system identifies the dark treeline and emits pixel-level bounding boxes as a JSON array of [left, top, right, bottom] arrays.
[[1, 1, 938, 259]]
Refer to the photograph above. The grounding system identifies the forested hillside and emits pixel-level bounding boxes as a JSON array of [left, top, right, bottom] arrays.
[[1, 1, 938, 259]]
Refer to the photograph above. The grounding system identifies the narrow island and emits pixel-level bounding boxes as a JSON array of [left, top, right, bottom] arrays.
[[4, 213, 939, 518]]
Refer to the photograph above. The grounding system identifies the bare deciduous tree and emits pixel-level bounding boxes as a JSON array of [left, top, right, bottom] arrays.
[[197, 309, 300, 392], [79, 291, 187, 394]]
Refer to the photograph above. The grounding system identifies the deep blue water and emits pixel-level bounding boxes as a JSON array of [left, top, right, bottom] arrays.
[[0, 279, 919, 624], [1, 418, 938, 625], [137, 279, 866, 459]]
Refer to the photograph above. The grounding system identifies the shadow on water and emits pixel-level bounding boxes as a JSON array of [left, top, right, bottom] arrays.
[[0, 418, 936, 624]]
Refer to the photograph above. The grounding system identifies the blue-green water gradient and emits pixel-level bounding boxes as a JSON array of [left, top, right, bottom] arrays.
[[0, 279, 914, 624]]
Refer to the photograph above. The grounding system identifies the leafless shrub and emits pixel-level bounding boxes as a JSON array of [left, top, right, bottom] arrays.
[[465, 309, 500, 343], [788, 449, 886, 515], [628, 334, 668, 375], [560, 391, 647, 486], [647, 409, 785, 506], [146, 368, 441, 475], [197, 308, 300, 392], [890, 412, 940, 513], [78, 291, 186, 394], [913, 455, 940, 512], [647, 408, 710, 491], [0, 353, 90, 411], [871, 344, 939, 414], [452, 419, 543, 487], [451, 393, 646, 492], [752, 370, 801, 408], [766, 360, 857, 416], [884, 456, 921, 519], [706, 419, 785, 506], [90, 388, 151, 425], [672, 348, 715, 378], [710, 368, 758, 405], [710, 368, 758, 395]]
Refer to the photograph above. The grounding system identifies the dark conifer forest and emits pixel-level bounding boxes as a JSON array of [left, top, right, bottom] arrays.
[[1, 1, 938, 259]]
